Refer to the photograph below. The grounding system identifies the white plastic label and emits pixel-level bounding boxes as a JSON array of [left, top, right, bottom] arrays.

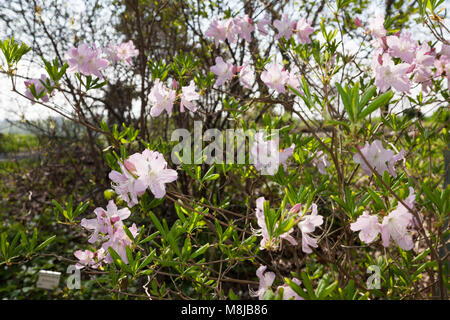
[[36, 270, 61, 290]]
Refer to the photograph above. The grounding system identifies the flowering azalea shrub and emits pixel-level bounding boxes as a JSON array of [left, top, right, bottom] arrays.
[[0, 0, 449, 300]]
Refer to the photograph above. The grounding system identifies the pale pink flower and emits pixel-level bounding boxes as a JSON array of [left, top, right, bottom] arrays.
[[350, 211, 381, 244], [381, 188, 417, 251], [276, 278, 304, 300], [250, 266, 276, 300], [66, 43, 109, 78], [239, 63, 255, 89], [286, 66, 302, 93], [312, 151, 331, 175], [109, 160, 148, 207], [105, 40, 139, 65], [102, 223, 139, 264], [254, 197, 271, 250], [273, 14, 295, 40], [80, 200, 131, 244], [257, 14, 271, 35], [295, 18, 314, 44], [368, 13, 386, 39], [260, 63, 289, 93], [387, 32, 417, 64], [250, 132, 294, 175], [441, 44, 450, 59], [412, 43, 435, 90], [297, 203, 323, 254], [353, 140, 405, 178], [24, 74, 52, 104], [205, 19, 227, 47], [130, 149, 178, 199], [180, 80, 199, 112], [374, 54, 411, 93], [149, 78, 176, 117], [210, 56, 235, 86], [235, 15, 254, 42], [381, 205, 414, 251], [253, 197, 297, 250], [434, 56, 450, 86], [74, 249, 95, 269]]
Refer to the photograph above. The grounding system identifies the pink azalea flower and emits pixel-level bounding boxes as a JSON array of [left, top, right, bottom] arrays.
[[387, 32, 417, 64], [297, 203, 323, 254], [210, 56, 235, 86], [239, 63, 255, 89], [66, 43, 109, 78], [381, 203, 414, 251], [350, 211, 381, 244], [441, 44, 450, 59], [286, 66, 302, 93], [109, 160, 148, 208], [312, 151, 331, 175], [434, 56, 450, 86], [295, 18, 314, 44], [373, 54, 411, 93], [105, 40, 139, 65], [130, 149, 178, 199], [24, 74, 52, 104], [253, 197, 298, 250], [102, 223, 139, 264], [74, 249, 95, 269], [257, 14, 271, 35], [260, 63, 290, 93], [234, 15, 254, 42], [80, 200, 131, 244], [276, 278, 304, 300], [412, 43, 435, 91], [250, 265, 276, 300], [353, 140, 405, 178], [180, 80, 199, 112], [368, 13, 386, 39], [149, 78, 176, 117], [254, 197, 271, 250], [205, 19, 227, 47], [273, 14, 295, 40], [250, 132, 294, 175]]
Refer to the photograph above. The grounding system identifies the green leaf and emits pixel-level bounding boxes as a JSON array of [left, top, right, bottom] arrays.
[[190, 243, 209, 259], [358, 90, 394, 120], [285, 277, 309, 300], [35, 235, 56, 251]]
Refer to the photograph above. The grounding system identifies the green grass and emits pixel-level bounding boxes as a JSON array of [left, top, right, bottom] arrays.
[[0, 134, 39, 153]]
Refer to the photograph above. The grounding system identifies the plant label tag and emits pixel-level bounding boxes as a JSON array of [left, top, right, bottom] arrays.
[[36, 270, 61, 290]]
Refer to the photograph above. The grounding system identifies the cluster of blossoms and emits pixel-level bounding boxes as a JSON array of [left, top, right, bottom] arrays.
[[365, 13, 450, 92], [23, 41, 139, 104], [353, 140, 405, 178], [75, 200, 138, 268], [104, 40, 139, 66], [351, 187, 417, 250], [75, 149, 178, 267], [206, 13, 312, 93], [249, 265, 304, 300], [66, 41, 139, 79], [350, 140, 418, 251], [148, 78, 200, 117], [209, 56, 256, 88], [249, 132, 295, 175], [24, 74, 53, 104], [109, 149, 178, 207], [205, 13, 313, 46], [253, 198, 323, 254]]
